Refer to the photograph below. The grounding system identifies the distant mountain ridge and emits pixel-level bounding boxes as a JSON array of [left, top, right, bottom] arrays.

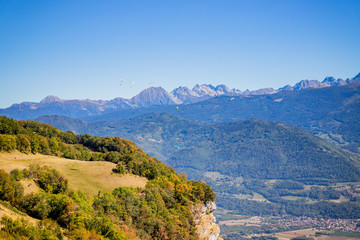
[[1, 72, 359, 120], [37, 83, 360, 155]]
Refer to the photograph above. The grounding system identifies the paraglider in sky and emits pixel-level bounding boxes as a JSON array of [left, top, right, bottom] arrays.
[[119, 79, 135, 87]]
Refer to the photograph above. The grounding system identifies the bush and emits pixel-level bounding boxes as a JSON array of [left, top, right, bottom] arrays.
[[113, 162, 128, 174], [36, 167, 68, 194], [10, 169, 23, 181]]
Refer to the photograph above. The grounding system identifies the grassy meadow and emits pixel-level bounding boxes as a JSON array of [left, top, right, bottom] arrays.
[[0, 152, 147, 196]]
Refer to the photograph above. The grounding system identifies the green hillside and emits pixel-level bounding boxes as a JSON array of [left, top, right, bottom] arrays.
[[39, 113, 360, 182], [0, 116, 216, 239], [36, 113, 360, 220], [169, 118, 360, 182]]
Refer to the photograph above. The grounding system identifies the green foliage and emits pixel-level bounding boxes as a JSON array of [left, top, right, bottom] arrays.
[[291, 237, 313, 240], [308, 187, 341, 200], [36, 166, 68, 194], [0, 134, 17, 152], [273, 180, 304, 190], [0, 117, 216, 239], [10, 169, 24, 181], [0, 169, 23, 203], [113, 162, 128, 174], [0, 216, 64, 240]]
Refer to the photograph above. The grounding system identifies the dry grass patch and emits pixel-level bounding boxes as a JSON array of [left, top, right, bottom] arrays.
[[275, 229, 331, 240], [0, 202, 38, 226], [0, 152, 147, 196], [20, 179, 41, 195]]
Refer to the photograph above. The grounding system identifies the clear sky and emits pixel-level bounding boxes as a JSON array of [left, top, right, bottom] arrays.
[[0, 0, 359, 108]]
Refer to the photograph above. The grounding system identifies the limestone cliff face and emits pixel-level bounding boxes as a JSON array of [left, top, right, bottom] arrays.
[[193, 201, 222, 240]]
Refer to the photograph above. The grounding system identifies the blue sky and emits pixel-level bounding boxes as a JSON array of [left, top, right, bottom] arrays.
[[0, 0, 359, 108]]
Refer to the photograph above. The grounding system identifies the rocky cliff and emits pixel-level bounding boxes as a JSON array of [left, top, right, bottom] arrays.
[[193, 201, 222, 240]]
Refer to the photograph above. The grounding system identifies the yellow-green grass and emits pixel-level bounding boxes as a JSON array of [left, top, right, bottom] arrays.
[[0, 152, 147, 196], [0, 201, 38, 226], [266, 229, 360, 240], [281, 196, 307, 201], [274, 228, 329, 240], [20, 179, 41, 195], [233, 193, 252, 199], [252, 192, 269, 202]]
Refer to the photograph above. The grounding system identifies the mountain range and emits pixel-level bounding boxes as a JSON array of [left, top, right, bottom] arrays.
[[38, 82, 359, 155], [2, 72, 360, 223], [2, 73, 359, 120]]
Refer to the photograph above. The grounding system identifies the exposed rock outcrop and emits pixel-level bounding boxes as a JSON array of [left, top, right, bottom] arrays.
[[193, 201, 222, 240]]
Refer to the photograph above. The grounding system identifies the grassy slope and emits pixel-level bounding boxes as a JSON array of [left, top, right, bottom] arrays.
[[0, 152, 147, 196], [0, 201, 38, 226]]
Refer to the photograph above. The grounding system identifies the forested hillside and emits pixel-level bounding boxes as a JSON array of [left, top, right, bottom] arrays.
[[37, 113, 360, 182], [35, 113, 360, 220], [0, 116, 216, 239]]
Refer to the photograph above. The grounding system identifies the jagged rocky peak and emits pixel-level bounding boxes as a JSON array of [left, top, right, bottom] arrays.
[[40, 95, 61, 104], [192, 84, 232, 97], [171, 86, 194, 96], [322, 76, 346, 86], [192, 84, 216, 96], [293, 79, 322, 90], [322, 76, 337, 83], [215, 84, 231, 93]]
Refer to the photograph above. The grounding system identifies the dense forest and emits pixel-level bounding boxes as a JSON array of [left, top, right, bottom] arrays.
[[0, 116, 215, 239]]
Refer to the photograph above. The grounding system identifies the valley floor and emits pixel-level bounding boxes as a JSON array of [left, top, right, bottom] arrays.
[[219, 215, 360, 240]]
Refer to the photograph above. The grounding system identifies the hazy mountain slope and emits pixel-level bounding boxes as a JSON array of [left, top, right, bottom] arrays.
[[79, 83, 360, 154], [168, 119, 360, 182], [0, 95, 133, 120], [36, 112, 360, 183]]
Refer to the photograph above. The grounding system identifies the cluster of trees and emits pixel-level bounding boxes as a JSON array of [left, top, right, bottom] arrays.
[[0, 165, 215, 239], [0, 216, 64, 240], [0, 116, 217, 239]]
